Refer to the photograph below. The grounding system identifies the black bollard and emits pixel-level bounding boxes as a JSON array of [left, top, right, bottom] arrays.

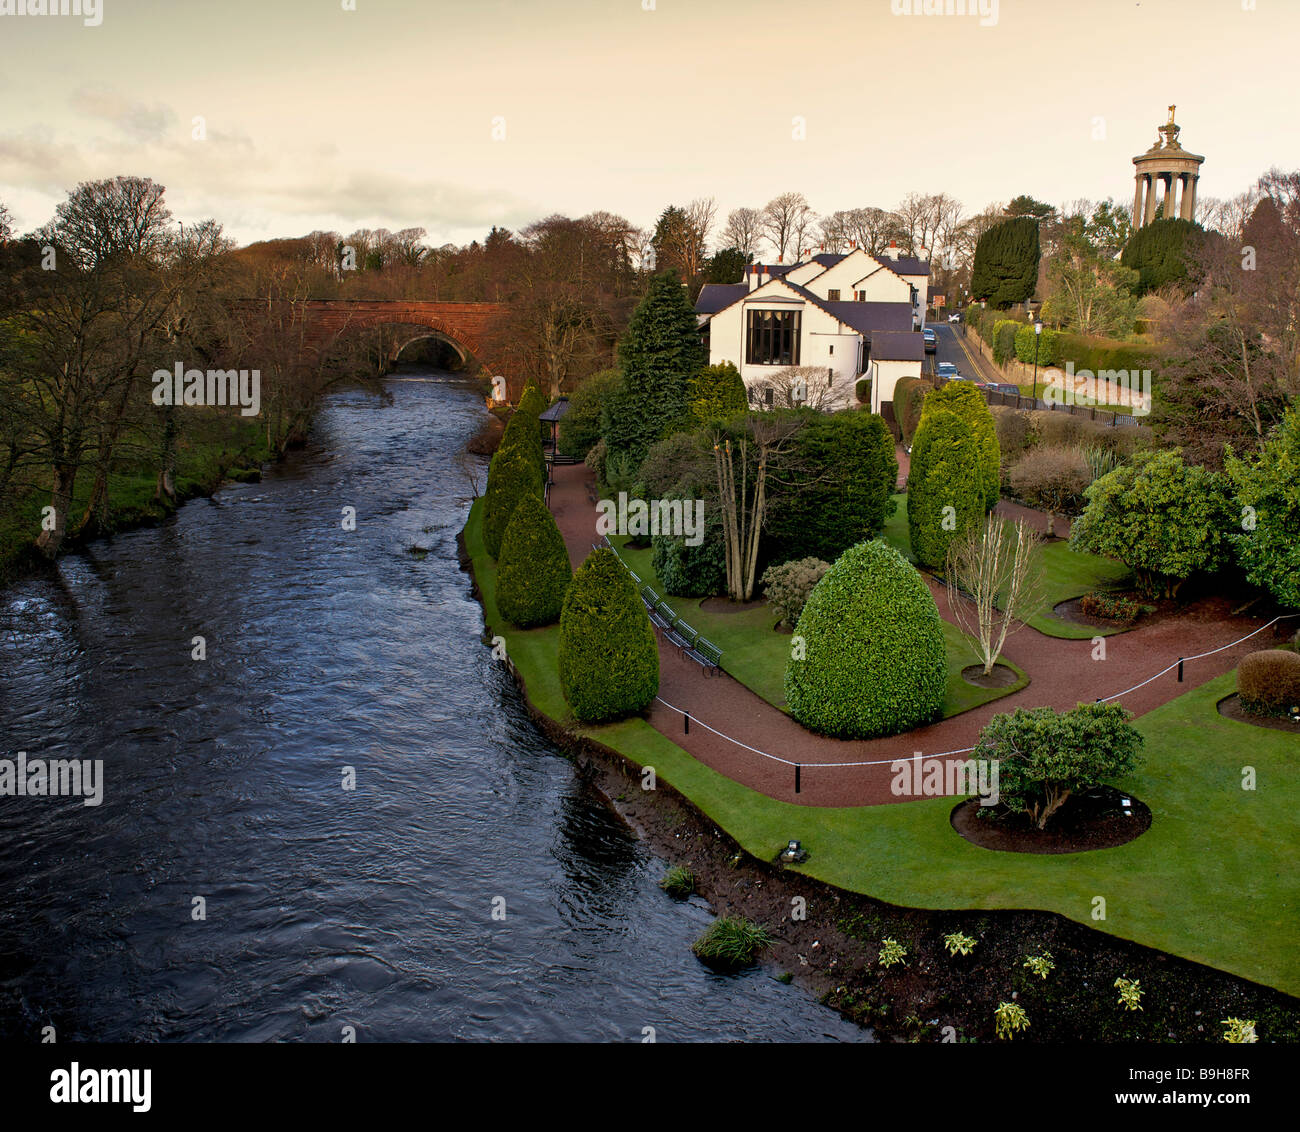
[[1177, 657, 1184, 682], [683, 710, 690, 734], [795, 764, 801, 795]]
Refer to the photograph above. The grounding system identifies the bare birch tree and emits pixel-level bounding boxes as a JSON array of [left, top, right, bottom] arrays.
[[945, 516, 1044, 676]]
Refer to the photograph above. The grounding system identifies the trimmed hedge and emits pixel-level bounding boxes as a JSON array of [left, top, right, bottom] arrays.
[[558, 547, 659, 722], [689, 361, 748, 425], [518, 382, 548, 442], [784, 540, 947, 738], [907, 409, 989, 569], [496, 492, 572, 627], [1014, 324, 1061, 367], [1236, 650, 1300, 717], [894, 376, 930, 443], [919, 380, 1000, 507], [765, 410, 898, 564], [483, 445, 544, 559], [993, 319, 1022, 367], [1053, 333, 1160, 379]]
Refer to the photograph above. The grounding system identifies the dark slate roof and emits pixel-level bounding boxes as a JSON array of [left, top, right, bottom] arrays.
[[887, 256, 930, 276], [809, 253, 847, 267], [694, 283, 748, 314], [539, 397, 570, 422], [927, 285, 944, 299], [822, 300, 914, 335], [747, 263, 795, 275], [869, 331, 926, 361]]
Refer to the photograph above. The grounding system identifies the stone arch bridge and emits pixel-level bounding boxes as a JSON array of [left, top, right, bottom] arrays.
[[263, 298, 510, 379]]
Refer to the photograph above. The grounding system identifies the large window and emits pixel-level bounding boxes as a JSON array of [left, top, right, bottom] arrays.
[[745, 309, 801, 366], [827, 289, 841, 301]]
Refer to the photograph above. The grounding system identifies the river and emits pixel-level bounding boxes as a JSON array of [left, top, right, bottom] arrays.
[[0, 369, 869, 1042]]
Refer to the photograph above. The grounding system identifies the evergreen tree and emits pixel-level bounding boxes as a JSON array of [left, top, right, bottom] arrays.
[[971, 217, 1040, 308], [688, 362, 748, 425], [483, 446, 544, 559], [496, 492, 572, 627], [1120, 217, 1203, 295], [602, 270, 706, 464], [907, 409, 988, 568]]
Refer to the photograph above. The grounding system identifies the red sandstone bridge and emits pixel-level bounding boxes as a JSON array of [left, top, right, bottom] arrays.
[[249, 298, 510, 378]]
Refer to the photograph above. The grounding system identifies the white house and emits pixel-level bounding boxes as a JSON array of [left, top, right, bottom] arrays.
[[695, 244, 928, 415]]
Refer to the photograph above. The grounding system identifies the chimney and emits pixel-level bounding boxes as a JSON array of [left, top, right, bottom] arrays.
[[885, 239, 899, 261]]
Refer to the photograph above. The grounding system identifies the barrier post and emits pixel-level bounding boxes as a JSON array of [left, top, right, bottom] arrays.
[[795, 764, 801, 795], [684, 710, 690, 734], [1177, 657, 1184, 682]]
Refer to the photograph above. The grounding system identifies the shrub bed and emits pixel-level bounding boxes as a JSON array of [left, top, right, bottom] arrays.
[[1007, 446, 1093, 516], [1079, 591, 1141, 624], [761, 557, 831, 629]]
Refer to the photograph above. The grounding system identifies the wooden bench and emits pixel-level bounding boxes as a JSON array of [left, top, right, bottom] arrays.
[[684, 636, 722, 675], [663, 618, 699, 654], [639, 584, 659, 611], [626, 569, 641, 586], [647, 597, 673, 632]]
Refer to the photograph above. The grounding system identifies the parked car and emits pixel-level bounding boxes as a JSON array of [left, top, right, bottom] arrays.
[[922, 328, 937, 353], [948, 311, 962, 323], [936, 362, 958, 379], [989, 382, 1021, 396]]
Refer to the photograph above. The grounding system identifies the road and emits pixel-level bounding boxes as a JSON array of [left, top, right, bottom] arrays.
[[928, 319, 1005, 386]]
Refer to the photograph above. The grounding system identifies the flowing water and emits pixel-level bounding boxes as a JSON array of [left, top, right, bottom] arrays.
[[0, 370, 869, 1043]]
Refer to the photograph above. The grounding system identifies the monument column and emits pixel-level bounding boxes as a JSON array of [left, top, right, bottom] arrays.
[[1133, 175, 1146, 226], [1144, 174, 1158, 228], [1181, 174, 1198, 220]]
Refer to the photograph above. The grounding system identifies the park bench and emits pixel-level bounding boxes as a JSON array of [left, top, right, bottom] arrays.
[[663, 618, 699, 655], [648, 598, 675, 632], [683, 635, 722, 675]]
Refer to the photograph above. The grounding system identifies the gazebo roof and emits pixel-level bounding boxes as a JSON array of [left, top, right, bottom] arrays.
[[538, 397, 570, 422]]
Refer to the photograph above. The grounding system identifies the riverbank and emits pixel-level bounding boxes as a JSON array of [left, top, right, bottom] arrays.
[[460, 498, 1300, 1042], [0, 413, 278, 588]]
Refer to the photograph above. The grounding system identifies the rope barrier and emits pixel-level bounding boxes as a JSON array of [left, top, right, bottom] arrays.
[[651, 614, 1298, 777]]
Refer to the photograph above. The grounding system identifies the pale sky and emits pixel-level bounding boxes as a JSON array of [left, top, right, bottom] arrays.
[[0, 0, 1296, 247]]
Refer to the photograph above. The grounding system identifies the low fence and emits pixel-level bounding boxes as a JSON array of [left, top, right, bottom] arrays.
[[979, 387, 1138, 428]]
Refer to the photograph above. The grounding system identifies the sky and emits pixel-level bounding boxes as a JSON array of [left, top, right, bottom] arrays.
[[0, 0, 1296, 248]]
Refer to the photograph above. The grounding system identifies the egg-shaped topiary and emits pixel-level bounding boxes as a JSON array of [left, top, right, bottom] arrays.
[[497, 492, 572, 627], [559, 548, 659, 723], [498, 403, 546, 488], [907, 407, 989, 569], [483, 445, 544, 559], [784, 540, 947, 738]]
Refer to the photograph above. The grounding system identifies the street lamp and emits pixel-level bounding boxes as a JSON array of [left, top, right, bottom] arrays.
[[1032, 320, 1043, 400]]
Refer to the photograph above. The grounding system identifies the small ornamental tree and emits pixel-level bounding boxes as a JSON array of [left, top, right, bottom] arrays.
[[496, 493, 572, 628], [483, 446, 544, 559], [907, 409, 988, 569], [919, 380, 1000, 507], [689, 361, 747, 425], [1070, 448, 1234, 599], [785, 541, 947, 738], [1225, 401, 1300, 610], [974, 701, 1144, 830], [559, 548, 659, 723]]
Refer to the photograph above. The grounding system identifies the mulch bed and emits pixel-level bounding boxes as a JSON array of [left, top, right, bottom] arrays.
[[1052, 597, 1142, 631], [961, 663, 1019, 688], [1216, 693, 1300, 734], [950, 786, 1151, 854]]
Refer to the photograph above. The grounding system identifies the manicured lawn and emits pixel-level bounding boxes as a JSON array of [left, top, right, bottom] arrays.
[[883, 492, 1133, 640], [468, 498, 1299, 995], [609, 534, 1028, 715]]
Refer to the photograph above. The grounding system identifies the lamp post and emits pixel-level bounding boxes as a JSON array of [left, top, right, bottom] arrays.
[[1032, 320, 1043, 400]]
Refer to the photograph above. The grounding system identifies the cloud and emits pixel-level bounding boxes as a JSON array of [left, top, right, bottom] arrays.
[[72, 84, 176, 143]]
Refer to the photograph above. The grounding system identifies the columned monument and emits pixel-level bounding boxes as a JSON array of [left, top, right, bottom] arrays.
[[1132, 106, 1204, 227]]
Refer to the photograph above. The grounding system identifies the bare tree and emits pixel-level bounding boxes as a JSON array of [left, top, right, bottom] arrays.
[[0, 201, 12, 244], [749, 365, 838, 411], [817, 211, 852, 253], [945, 516, 1044, 676], [721, 207, 762, 258], [760, 191, 812, 262]]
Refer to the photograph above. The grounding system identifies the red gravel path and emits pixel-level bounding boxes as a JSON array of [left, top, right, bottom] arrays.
[[546, 463, 1292, 808]]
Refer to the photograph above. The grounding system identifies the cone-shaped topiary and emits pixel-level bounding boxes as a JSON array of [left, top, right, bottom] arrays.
[[785, 540, 946, 738], [907, 408, 988, 569], [559, 548, 659, 723], [919, 380, 1000, 508], [497, 492, 572, 627], [498, 404, 546, 488], [517, 382, 549, 443], [483, 445, 544, 559]]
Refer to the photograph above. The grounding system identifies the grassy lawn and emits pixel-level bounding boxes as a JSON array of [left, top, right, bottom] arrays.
[[883, 492, 1132, 640], [608, 532, 1028, 716], [467, 499, 1299, 996]]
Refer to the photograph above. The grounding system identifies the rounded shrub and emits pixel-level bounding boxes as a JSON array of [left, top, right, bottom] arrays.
[[855, 377, 871, 404], [1236, 650, 1300, 717], [785, 541, 947, 738], [483, 446, 544, 559], [496, 492, 572, 627], [652, 531, 725, 597], [1008, 446, 1093, 516], [907, 409, 988, 569], [517, 381, 549, 441], [559, 548, 659, 723], [761, 556, 830, 629]]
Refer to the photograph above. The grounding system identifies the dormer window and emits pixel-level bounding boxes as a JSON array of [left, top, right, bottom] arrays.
[[827, 289, 841, 301]]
